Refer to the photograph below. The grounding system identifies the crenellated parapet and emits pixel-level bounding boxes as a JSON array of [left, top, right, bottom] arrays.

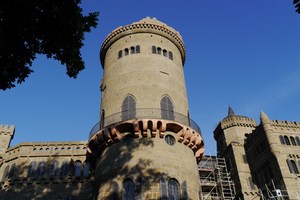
[[270, 119, 300, 130], [0, 124, 15, 136], [100, 17, 186, 66], [87, 119, 204, 162]]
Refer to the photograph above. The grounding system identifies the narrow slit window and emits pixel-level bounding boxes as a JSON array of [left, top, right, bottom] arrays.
[[125, 48, 129, 56], [136, 45, 140, 53], [163, 49, 167, 57], [157, 47, 162, 55], [118, 50, 123, 59], [169, 51, 173, 60], [152, 46, 157, 54], [130, 46, 135, 54]]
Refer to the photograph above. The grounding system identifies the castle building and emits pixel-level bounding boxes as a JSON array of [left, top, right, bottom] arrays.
[[1, 17, 300, 200]]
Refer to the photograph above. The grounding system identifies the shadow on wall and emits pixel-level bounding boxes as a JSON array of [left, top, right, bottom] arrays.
[[0, 153, 94, 200]]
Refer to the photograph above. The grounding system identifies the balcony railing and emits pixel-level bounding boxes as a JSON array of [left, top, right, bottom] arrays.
[[89, 108, 201, 139]]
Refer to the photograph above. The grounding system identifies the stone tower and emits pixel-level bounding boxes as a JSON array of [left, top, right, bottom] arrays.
[[0, 125, 15, 154], [87, 17, 204, 200], [213, 107, 257, 199]]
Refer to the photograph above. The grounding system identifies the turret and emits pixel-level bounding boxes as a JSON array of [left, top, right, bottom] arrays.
[[0, 124, 15, 154]]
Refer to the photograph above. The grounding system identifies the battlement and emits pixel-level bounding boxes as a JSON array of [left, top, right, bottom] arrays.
[[0, 124, 15, 136], [271, 119, 300, 129]]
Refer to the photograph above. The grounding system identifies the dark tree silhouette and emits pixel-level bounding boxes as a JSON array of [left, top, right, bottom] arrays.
[[294, 0, 300, 13], [0, 0, 99, 90]]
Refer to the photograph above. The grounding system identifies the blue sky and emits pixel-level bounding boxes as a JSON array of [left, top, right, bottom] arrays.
[[1, 1, 300, 154]]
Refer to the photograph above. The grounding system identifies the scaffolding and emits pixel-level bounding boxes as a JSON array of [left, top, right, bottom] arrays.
[[199, 155, 235, 200]]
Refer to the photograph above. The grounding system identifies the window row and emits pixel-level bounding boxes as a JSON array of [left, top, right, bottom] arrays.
[[279, 135, 300, 146], [287, 159, 300, 174], [152, 46, 173, 60], [1, 160, 90, 181], [118, 45, 140, 58], [120, 95, 175, 121], [33, 146, 86, 152], [105, 177, 185, 200]]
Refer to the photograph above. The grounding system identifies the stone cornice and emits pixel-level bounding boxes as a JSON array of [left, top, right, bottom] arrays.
[[100, 20, 186, 67]]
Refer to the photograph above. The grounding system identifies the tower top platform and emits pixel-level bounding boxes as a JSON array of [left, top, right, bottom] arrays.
[[100, 17, 186, 66]]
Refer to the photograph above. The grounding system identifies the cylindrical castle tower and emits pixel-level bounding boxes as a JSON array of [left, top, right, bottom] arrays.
[[88, 17, 204, 200]]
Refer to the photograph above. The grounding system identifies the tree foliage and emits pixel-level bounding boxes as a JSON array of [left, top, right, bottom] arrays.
[[294, 0, 300, 13], [0, 0, 98, 90]]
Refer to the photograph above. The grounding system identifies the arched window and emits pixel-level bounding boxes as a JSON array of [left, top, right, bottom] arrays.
[[160, 96, 174, 120], [152, 46, 157, 54], [291, 137, 297, 146], [279, 135, 285, 144], [28, 161, 37, 177], [38, 161, 46, 177], [118, 50, 123, 59], [181, 181, 188, 200], [157, 47, 162, 55], [74, 160, 82, 177], [284, 136, 291, 145], [123, 179, 135, 200], [168, 178, 180, 200], [130, 46, 135, 54], [121, 95, 136, 121], [163, 49, 167, 57], [60, 160, 69, 177], [136, 45, 140, 53], [124, 48, 129, 56], [83, 162, 90, 177], [8, 163, 15, 179], [287, 159, 299, 174], [296, 137, 300, 146], [110, 181, 120, 200], [2, 165, 9, 181], [100, 109, 105, 129], [50, 160, 59, 177], [169, 51, 173, 60], [160, 177, 168, 200]]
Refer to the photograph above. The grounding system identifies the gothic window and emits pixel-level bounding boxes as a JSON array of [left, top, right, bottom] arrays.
[[111, 181, 120, 200], [8, 163, 15, 179], [168, 178, 180, 200], [181, 181, 188, 200], [83, 162, 90, 177], [279, 135, 285, 144], [287, 159, 299, 174], [152, 46, 157, 54], [160, 96, 174, 120], [163, 49, 167, 57], [60, 160, 69, 177], [169, 51, 173, 60], [124, 48, 129, 56], [2, 165, 9, 181], [291, 137, 297, 146], [28, 161, 37, 177], [74, 160, 82, 177], [284, 136, 291, 145], [121, 95, 136, 121], [160, 177, 168, 200], [100, 109, 105, 129], [296, 137, 300, 146], [118, 50, 122, 59], [130, 46, 135, 54], [38, 161, 46, 177], [157, 47, 162, 55], [123, 179, 135, 200], [136, 45, 140, 53], [51, 160, 59, 177]]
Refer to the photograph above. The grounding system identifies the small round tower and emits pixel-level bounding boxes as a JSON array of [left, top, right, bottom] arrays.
[[88, 17, 204, 200]]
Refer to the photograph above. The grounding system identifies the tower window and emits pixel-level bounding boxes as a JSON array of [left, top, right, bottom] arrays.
[[28, 161, 37, 177], [51, 160, 59, 177], [130, 46, 135, 54], [169, 51, 173, 60], [121, 95, 136, 121], [60, 160, 69, 177], [287, 159, 299, 174], [160, 177, 168, 200], [296, 137, 300, 145], [284, 136, 291, 145], [38, 161, 46, 177], [74, 160, 82, 177], [291, 137, 296, 146], [160, 96, 175, 120], [163, 49, 167, 57], [157, 47, 162, 55], [118, 50, 123, 59], [123, 179, 135, 200], [165, 135, 175, 146], [168, 178, 180, 200], [124, 48, 129, 56], [83, 162, 90, 177], [136, 45, 140, 53], [152, 46, 157, 54]]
